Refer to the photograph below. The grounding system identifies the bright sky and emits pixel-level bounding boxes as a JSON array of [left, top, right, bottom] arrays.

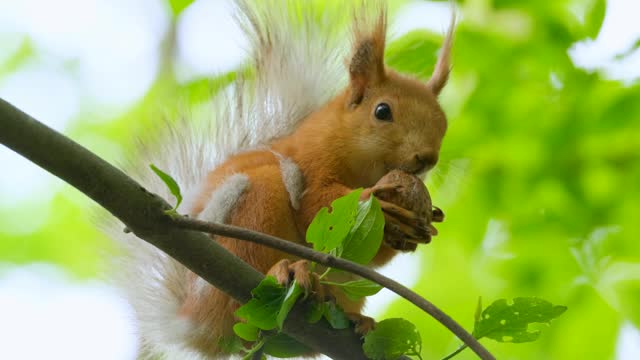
[[0, 0, 639, 359]]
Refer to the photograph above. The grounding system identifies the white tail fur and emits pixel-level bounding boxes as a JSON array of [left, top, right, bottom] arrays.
[[104, 1, 352, 358]]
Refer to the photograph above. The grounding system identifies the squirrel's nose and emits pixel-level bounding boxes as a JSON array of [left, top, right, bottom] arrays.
[[414, 151, 439, 173]]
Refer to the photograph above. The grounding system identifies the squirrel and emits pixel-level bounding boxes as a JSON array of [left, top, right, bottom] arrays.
[[105, 1, 454, 358]]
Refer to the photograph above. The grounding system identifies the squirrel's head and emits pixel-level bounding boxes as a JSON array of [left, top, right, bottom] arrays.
[[338, 7, 454, 185]]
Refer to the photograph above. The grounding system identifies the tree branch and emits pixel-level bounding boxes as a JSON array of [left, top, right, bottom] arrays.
[[171, 217, 494, 360], [0, 97, 367, 360]]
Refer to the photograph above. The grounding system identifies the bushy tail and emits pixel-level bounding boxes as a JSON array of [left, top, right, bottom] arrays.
[[103, 1, 355, 358]]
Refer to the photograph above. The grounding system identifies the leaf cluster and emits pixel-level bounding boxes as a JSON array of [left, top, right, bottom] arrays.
[[231, 190, 394, 358]]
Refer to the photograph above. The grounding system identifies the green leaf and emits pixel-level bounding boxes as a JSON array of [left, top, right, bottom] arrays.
[[276, 280, 305, 329], [473, 297, 568, 343], [322, 279, 383, 301], [263, 333, 311, 358], [218, 334, 245, 354], [585, 0, 606, 39], [306, 189, 363, 253], [363, 318, 422, 360], [322, 301, 350, 330], [340, 195, 385, 265], [168, 0, 195, 17], [474, 296, 483, 328], [235, 276, 287, 330], [305, 301, 325, 324], [233, 322, 259, 342], [149, 164, 183, 212]]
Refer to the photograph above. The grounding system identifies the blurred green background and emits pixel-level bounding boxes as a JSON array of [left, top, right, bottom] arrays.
[[1, 0, 639, 359]]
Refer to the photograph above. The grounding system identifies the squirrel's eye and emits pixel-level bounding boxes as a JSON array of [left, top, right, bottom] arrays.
[[374, 103, 393, 122]]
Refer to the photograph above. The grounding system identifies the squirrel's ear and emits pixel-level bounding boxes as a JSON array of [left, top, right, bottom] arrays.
[[348, 7, 387, 106], [426, 11, 455, 96]]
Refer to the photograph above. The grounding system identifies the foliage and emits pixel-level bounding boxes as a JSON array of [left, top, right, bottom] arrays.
[[307, 189, 385, 264], [321, 279, 384, 301], [363, 318, 423, 360], [149, 164, 183, 213], [306, 189, 362, 254], [232, 191, 389, 357], [235, 276, 289, 330], [472, 297, 567, 343]]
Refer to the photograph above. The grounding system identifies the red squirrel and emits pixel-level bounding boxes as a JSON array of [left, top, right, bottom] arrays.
[[108, 1, 454, 358]]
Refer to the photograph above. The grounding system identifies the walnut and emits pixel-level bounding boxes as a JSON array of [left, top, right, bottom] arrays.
[[373, 170, 443, 251]]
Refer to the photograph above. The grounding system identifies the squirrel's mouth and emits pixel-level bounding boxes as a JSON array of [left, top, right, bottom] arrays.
[[411, 166, 428, 177], [384, 163, 428, 178], [402, 164, 429, 177]]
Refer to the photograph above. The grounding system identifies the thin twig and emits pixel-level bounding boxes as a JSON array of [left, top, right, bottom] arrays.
[[442, 344, 469, 360], [248, 339, 265, 360], [171, 216, 495, 360]]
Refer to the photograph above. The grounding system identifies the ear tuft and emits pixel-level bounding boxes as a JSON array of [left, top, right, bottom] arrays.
[[348, 3, 387, 105], [427, 8, 456, 96]]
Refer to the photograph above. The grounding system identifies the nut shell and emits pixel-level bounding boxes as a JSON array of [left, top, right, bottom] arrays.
[[374, 170, 433, 251]]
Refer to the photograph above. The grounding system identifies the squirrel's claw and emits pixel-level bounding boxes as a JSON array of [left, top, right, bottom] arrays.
[[267, 259, 324, 301], [268, 259, 309, 289], [383, 213, 429, 240], [346, 312, 376, 335], [378, 199, 423, 227], [383, 212, 431, 251], [432, 206, 445, 223]]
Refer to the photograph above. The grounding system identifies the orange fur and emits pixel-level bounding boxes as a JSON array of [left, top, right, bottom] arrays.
[[183, 151, 303, 354]]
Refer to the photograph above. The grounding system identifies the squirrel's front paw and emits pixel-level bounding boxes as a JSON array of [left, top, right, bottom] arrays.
[[346, 312, 376, 335], [368, 170, 443, 251], [267, 259, 324, 300]]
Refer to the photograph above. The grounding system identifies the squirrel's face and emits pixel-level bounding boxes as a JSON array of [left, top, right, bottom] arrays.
[[341, 11, 453, 185], [349, 71, 446, 177], [342, 70, 447, 184]]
